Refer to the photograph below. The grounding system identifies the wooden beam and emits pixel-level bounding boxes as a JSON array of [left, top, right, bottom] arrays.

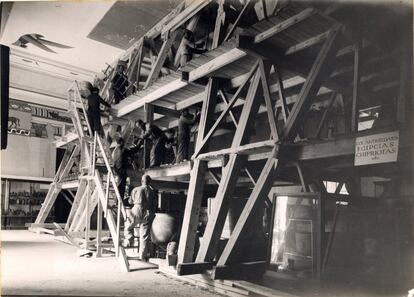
[[132, 39, 145, 91], [177, 160, 208, 263], [213, 261, 267, 280], [177, 262, 214, 275], [114, 79, 187, 117], [183, 47, 247, 82], [254, 8, 316, 44], [283, 25, 341, 140], [178, 78, 219, 264], [224, 0, 251, 41], [396, 45, 410, 124], [145, 1, 186, 39], [192, 62, 259, 158], [144, 31, 178, 89], [351, 39, 361, 132], [275, 68, 289, 123], [143, 103, 154, 169], [259, 60, 278, 140], [217, 151, 280, 266], [61, 191, 73, 205], [232, 280, 298, 297], [313, 91, 337, 139], [295, 162, 310, 192], [208, 169, 221, 185], [196, 68, 263, 262], [315, 186, 325, 279], [197, 140, 275, 160], [218, 89, 238, 126], [64, 180, 87, 231], [285, 30, 330, 55], [212, 0, 225, 49], [153, 104, 181, 118], [161, 0, 212, 36]]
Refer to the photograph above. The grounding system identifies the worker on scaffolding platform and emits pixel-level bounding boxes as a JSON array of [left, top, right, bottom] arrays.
[[85, 83, 111, 138], [112, 136, 143, 202], [137, 120, 167, 168], [164, 128, 177, 164], [180, 29, 207, 67], [176, 108, 200, 163], [111, 62, 129, 104], [124, 174, 157, 261]]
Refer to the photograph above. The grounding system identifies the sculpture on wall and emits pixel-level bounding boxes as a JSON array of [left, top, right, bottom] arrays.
[[8, 117, 20, 129], [12, 33, 73, 54]]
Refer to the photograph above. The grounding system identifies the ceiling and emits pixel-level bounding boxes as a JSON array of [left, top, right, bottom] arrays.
[[0, 1, 179, 109], [1, 1, 180, 72]]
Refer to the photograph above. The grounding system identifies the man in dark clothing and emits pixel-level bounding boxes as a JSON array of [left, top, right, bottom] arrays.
[[124, 174, 157, 261], [86, 83, 111, 138], [111, 63, 129, 104], [137, 120, 167, 168], [112, 137, 143, 201], [180, 29, 207, 67], [176, 108, 199, 163], [164, 128, 176, 164]]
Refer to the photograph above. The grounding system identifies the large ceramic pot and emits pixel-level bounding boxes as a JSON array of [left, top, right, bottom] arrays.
[[151, 213, 176, 245]]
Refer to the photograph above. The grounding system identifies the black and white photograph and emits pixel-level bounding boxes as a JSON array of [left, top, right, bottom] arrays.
[[0, 0, 413, 296]]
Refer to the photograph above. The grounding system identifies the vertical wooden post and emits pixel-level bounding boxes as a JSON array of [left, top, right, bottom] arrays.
[[116, 193, 121, 257], [397, 46, 408, 124], [85, 183, 90, 250], [266, 194, 276, 267], [177, 160, 208, 263], [143, 103, 154, 169], [177, 78, 219, 264], [212, 0, 225, 49], [96, 198, 102, 257], [316, 190, 325, 279], [351, 40, 360, 133]]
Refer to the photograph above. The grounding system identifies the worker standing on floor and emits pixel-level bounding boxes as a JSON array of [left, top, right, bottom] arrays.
[[112, 136, 143, 202], [176, 108, 199, 163], [137, 120, 167, 168], [85, 83, 111, 138], [124, 174, 157, 261]]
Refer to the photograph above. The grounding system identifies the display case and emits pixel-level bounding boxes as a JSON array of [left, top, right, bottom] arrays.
[[1, 179, 54, 229]]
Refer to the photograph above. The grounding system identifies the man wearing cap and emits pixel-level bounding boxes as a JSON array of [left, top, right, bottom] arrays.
[[124, 174, 157, 261]]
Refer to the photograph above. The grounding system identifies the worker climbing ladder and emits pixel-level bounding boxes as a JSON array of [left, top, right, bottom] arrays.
[[31, 81, 135, 271]]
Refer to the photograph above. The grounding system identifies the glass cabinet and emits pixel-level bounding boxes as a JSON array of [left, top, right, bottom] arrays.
[[1, 179, 54, 229]]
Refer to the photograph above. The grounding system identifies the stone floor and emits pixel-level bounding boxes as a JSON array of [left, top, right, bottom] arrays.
[[1, 230, 221, 297]]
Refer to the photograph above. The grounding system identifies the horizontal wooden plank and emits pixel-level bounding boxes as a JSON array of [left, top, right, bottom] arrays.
[[232, 280, 298, 297], [177, 262, 214, 275], [213, 261, 267, 280]]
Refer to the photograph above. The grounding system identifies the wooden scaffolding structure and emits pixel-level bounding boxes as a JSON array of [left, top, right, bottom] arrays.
[[30, 0, 412, 281]]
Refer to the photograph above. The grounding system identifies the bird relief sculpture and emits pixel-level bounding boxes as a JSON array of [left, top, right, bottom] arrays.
[[13, 33, 73, 53]]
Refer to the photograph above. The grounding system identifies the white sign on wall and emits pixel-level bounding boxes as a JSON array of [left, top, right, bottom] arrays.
[[354, 131, 399, 166]]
